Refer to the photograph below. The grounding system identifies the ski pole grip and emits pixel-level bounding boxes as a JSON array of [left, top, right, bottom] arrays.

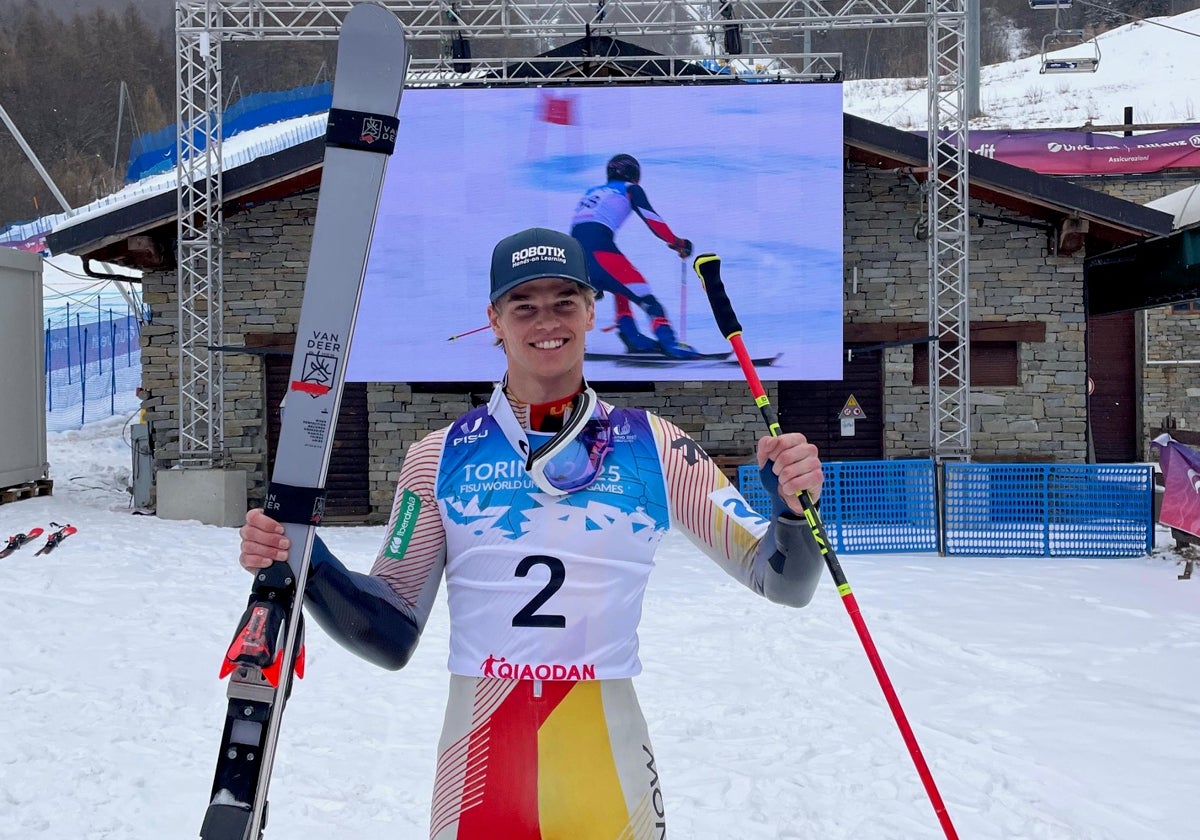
[[692, 254, 741, 339]]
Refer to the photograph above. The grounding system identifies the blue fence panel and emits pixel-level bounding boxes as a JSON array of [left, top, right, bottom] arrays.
[[739, 460, 938, 554], [943, 463, 1153, 557], [828, 460, 939, 553], [741, 460, 1152, 556]]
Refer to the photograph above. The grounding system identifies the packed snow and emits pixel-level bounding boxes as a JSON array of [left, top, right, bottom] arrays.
[[0, 414, 1197, 840]]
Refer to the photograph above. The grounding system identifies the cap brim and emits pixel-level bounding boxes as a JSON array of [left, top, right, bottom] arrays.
[[490, 273, 596, 303]]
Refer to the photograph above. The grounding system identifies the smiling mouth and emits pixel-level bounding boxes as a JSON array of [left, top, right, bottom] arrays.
[[532, 338, 567, 350]]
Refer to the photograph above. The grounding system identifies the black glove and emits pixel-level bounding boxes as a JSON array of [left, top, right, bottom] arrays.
[[669, 237, 693, 258]]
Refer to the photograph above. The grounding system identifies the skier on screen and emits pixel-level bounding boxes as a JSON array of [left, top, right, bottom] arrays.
[[569, 153, 697, 358]]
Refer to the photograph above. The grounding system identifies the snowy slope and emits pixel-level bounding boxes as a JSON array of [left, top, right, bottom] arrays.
[[844, 9, 1200, 130]]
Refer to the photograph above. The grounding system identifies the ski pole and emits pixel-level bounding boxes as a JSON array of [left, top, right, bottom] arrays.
[[679, 257, 687, 342], [447, 324, 490, 342], [692, 253, 960, 840]]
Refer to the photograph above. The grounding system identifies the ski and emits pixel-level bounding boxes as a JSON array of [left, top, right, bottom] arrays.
[[199, 7, 409, 840], [33, 524, 74, 557], [586, 351, 783, 367], [0, 527, 45, 559]]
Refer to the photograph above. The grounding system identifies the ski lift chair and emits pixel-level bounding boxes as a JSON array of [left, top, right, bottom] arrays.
[[1029, 1, 1072, 9], [1039, 29, 1100, 74]]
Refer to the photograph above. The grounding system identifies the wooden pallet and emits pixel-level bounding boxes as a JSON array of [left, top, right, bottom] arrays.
[[0, 479, 53, 505]]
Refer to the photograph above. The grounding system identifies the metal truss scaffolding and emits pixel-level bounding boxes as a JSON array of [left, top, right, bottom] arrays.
[[177, 3, 225, 467], [927, 0, 970, 459], [174, 0, 970, 464]]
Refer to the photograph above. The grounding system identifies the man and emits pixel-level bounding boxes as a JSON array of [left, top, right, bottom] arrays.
[[238, 227, 825, 839], [570, 153, 696, 358]]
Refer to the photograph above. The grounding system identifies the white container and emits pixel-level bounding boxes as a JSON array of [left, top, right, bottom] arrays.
[[0, 248, 48, 488]]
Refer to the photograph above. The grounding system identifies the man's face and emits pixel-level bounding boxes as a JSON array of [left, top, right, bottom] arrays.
[[488, 277, 595, 388]]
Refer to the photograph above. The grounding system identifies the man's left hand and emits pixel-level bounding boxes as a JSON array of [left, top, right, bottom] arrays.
[[669, 237, 693, 258], [756, 433, 822, 517]]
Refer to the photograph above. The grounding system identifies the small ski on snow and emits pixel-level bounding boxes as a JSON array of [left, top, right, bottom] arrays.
[[585, 351, 783, 367], [0, 527, 45, 559], [199, 6, 409, 840], [34, 524, 75, 557]]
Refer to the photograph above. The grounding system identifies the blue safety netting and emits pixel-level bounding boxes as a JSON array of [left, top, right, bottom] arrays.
[[942, 463, 1153, 557], [739, 460, 1153, 557], [44, 303, 144, 431], [740, 460, 939, 554], [126, 83, 333, 181]]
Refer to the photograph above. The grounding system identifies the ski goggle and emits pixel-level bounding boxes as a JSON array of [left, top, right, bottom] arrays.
[[525, 389, 613, 496]]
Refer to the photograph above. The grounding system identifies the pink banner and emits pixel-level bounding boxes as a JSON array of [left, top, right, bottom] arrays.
[[965, 127, 1200, 176], [0, 233, 48, 255], [1152, 434, 1200, 538]]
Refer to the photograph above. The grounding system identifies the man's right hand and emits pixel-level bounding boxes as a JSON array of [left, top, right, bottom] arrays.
[[239, 507, 290, 572]]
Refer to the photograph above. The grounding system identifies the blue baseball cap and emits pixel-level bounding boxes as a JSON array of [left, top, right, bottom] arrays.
[[489, 227, 595, 303]]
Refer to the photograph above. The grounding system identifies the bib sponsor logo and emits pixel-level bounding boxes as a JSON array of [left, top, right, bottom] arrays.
[[383, 490, 421, 560], [452, 416, 489, 446], [480, 654, 596, 681], [511, 245, 567, 268]]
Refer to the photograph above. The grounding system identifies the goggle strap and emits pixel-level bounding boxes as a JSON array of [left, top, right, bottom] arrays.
[[525, 388, 598, 473]]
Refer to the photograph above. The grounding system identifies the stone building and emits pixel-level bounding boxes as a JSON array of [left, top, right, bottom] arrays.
[[46, 114, 1188, 524]]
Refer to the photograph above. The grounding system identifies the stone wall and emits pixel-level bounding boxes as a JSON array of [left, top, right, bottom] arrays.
[[843, 164, 1088, 461], [1142, 305, 1200, 447], [1066, 169, 1200, 204], [140, 194, 315, 501]]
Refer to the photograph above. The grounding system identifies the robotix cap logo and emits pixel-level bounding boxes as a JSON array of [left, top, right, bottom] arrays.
[[511, 245, 567, 268]]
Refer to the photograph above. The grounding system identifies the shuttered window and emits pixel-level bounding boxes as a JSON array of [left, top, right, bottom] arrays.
[[912, 342, 1019, 387]]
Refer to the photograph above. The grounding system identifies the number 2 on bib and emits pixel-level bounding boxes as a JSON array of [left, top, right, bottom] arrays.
[[512, 554, 566, 628]]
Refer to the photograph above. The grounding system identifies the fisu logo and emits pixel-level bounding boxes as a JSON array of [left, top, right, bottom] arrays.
[[452, 416, 489, 446]]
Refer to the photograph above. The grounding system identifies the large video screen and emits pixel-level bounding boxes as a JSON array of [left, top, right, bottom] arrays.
[[348, 83, 843, 383]]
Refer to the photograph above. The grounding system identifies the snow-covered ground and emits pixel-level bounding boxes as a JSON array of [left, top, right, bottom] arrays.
[[1, 416, 1197, 839]]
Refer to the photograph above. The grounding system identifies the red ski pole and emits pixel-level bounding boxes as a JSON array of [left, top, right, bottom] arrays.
[[692, 253, 960, 840]]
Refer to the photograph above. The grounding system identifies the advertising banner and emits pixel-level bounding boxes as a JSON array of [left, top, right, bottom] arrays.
[[1152, 433, 1200, 538], [967, 126, 1200, 176]]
